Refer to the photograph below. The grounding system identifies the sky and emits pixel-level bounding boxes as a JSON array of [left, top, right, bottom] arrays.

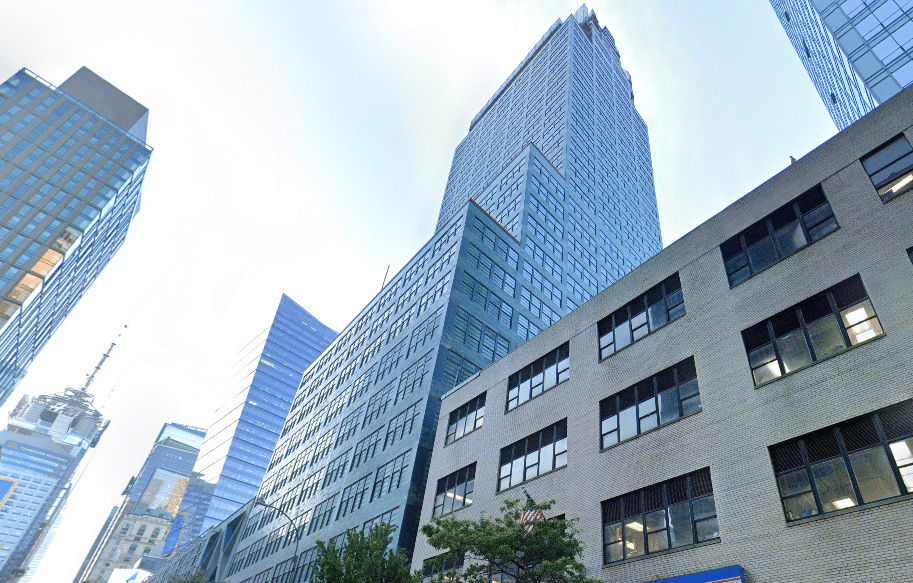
[[0, 0, 837, 580]]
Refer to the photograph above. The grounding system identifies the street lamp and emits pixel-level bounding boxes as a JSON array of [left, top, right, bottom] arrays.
[[254, 496, 302, 572]]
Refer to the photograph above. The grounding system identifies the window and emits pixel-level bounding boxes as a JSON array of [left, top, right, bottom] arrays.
[[498, 420, 567, 491], [507, 342, 569, 411], [337, 475, 371, 520], [445, 392, 485, 445], [770, 399, 913, 522], [597, 273, 684, 360], [861, 134, 913, 202], [371, 450, 410, 501], [384, 400, 421, 449], [742, 274, 883, 385], [600, 357, 700, 449], [351, 427, 383, 471], [308, 494, 338, 535], [601, 468, 718, 564], [422, 552, 465, 583], [720, 185, 838, 286], [433, 463, 475, 517]]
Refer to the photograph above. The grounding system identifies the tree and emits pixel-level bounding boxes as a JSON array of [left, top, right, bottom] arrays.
[[420, 498, 602, 583], [312, 522, 420, 583]]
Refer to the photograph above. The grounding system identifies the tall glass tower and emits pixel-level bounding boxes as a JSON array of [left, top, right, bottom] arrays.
[[0, 67, 151, 405], [150, 6, 663, 582], [769, 0, 913, 129], [171, 294, 336, 546]]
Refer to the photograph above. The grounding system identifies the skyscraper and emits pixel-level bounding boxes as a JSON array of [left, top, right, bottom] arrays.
[[170, 294, 336, 547], [0, 385, 108, 581], [74, 423, 206, 583], [0, 67, 151, 405], [770, 0, 913, 129], [150, 6, 663, 582]]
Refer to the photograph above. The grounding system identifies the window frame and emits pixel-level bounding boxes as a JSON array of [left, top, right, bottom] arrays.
[[860, 134, 913, 202], [720, 184, 838, 287], [498, 419, 567, 492], [741, 274, 884, 386], [433, 463, 476, 517], [445, 392, 486, 445], [769, 399, 913, 522], [599, 357, 701, 450], [506, 342, 570, 412], [597, 273, 684, 361]]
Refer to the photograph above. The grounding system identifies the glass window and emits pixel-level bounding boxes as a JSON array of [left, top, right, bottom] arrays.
[[720, 185, 837, 286], [498, 420, 567, 491], [598, 273, 684, 360], [741, 275, 882, 385], [601, 468, 717, 564], [600, 357, 700, 449], [446, 392, 485, 445], [507, 343, 569, 410], [861, 135, 913, 202], [433, 463, 476, 517], [770, 399, 913, 521]]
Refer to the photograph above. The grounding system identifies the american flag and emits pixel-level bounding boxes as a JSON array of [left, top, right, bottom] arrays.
[[521, 491, 545, 535]]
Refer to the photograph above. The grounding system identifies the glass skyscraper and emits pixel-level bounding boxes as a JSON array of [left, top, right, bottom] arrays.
[[150, 5, 663, 583], [770, 0, 913, 129], [0, 385, 109, 581], [170, 294, 337, 547], [74, 423, 206, 583], [0, 67, 151, 406]]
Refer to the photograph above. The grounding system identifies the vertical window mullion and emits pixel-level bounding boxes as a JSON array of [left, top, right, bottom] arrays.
[[793, 201, 812, 242], [764, 218, 781, 261], [738, 234, 752, 276], [833, 427, 865, 505], [765, 321, 786, 376], [826, 291, 853, 347], [872, 411, 910, 495], [798, 439, 824, 515], [794, 305, 818, 362]]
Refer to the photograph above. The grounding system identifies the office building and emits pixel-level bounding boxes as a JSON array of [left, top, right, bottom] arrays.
[[149, 5, 664, 582], [0, 385, 108, 581], [74, 423, 206, 583], [0, 67, 151, 406], [169, 294, 336, 548], [413, 85, 913, 582], [770, 0, 913, 129]]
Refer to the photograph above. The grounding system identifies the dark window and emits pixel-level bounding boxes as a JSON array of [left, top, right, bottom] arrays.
[[445, 392, 486, 445], [433, 463, 476, 516], [597, 273, 684, 360], [770, 399, 913, 521], [602, 468, 718, 564], [498, 420, 567, 491], [507, 342, 570, 411], [422, 552, 465, 583], [600, 357, 700, 449], [742, 275, 883, 385], [907, 247, 912, 265], [861, 135, 913, 202], [720, 185, 837, 287]]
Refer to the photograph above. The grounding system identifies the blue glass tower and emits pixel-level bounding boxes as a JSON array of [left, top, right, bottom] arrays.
[[151, 6, 663, 582], [0, 67, 151, 405], [172, 294, 337, 546]]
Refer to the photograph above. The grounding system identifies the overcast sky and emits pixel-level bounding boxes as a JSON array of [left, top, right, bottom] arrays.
[[0, 1, 837, 580]]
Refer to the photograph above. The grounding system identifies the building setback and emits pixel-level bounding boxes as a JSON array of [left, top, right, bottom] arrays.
[[0, 67, 152, 405], [412, 85, 913, 582], [74, 423, 206, 583], [169, 294, 337, 548], [149, 5, 663, 582]]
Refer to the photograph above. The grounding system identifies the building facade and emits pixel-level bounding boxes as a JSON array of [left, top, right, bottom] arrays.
[[769, 0, 913, 129], [413, 86, 913, 582], [74, 423, 206, 583], [0, 67, 152, 405], [170, 294, 337, 547], [150, 5, 664, 582], [0, 386, 108, 581]]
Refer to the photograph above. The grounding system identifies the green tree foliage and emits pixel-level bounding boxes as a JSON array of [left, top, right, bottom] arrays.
[[312, 522, 419, 583], [420, 498, 601, 583]]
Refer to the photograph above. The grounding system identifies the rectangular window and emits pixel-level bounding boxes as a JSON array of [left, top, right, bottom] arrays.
[[351, 427, 383, 471], [384, 400, 421, 449], [337, 475, 371, 520], [601, 468, 718, 564], [742, 274, 883, 385], [445, 392, 486, 445], [720, 185, 838, 286], [371, 450, 410, 501], [422, 552, 465, 583], [323, 449, 351, 489], [507, 342, 570, 411], [498, 419, 567, 491], [433, 463, 476, 517], [770, 399, 913, 522], [600, 357, 700, 449], [861, 134, 913, 202], [597, 273, 684, 360], [308, 494, 338, 535], [363, 507, 397, 533]]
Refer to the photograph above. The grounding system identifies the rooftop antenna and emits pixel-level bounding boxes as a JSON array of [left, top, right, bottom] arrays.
[[81, 339, 118, 392]]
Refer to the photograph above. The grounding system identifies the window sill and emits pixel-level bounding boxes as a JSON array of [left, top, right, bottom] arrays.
[[785, 492, 913, 527], [496, 464, 567, 495], [600, 409, 701, 453], [432, 502, 474, 521], [505, 379, 569, 414], [598, 312, 685, 363], [602, 537, 721, 568], [753, 332, 886, 389], [726, 226, 840, 290]]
